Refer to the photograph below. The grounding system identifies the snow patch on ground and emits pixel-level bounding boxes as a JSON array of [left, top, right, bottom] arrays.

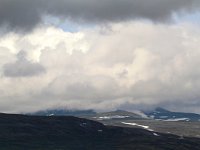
[[122, 122, 148, 129], [95, 115, 130, 120], [98, 130, 103, 132], [164, 118, 190, 121], [121, 122, 160, 136], [80, 123, 87, 127], [121, 122, 154, 132], [153, 133, 159, 136]]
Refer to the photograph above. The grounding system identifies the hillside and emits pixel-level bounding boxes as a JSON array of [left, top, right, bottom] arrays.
[[0, 113, 200, 149]]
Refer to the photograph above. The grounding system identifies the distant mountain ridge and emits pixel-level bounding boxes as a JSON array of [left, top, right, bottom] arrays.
[[144, 107, 200, 122], [91, 110, 146, 120], [29, 107, 200, 122], [28, 109, 96, 117]]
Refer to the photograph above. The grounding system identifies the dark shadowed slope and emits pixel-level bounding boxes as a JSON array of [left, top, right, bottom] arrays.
[[0, 113, 200, 150], [28, 109, 96, 117]]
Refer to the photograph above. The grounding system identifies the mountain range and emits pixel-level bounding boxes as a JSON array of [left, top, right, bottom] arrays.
[[29, 107, 200, 122], [144, 107, 200, 121]]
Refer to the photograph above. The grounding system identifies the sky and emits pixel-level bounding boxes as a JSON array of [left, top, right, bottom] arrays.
[[1, 0, 200, 113]]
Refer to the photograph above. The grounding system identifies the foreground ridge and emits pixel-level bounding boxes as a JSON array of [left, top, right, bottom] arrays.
[[0, 113, 200, 150]]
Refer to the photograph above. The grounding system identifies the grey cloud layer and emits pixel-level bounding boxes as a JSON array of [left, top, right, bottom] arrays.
[[0, 0, 200, 31], [3, 51, 46, 77]]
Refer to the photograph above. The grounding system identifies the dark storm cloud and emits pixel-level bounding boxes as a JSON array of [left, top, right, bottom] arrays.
[[0, 0, 200, 31], [3, 51, 46, 77], [0, 0, 44, 31]]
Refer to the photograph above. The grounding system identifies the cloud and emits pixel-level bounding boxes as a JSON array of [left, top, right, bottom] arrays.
[[0, 0, 200, 31], [3, 50, 46, 77], [0, 22, 200, 113]]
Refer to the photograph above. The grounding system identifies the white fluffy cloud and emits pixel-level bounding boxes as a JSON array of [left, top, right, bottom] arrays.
[[0, 21, 200, 113]]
